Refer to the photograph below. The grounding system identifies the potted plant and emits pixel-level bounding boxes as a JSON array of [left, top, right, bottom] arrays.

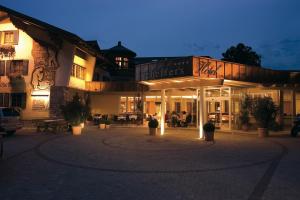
[[239, 95, 251, 131], [99, 119, 106, 129], [61, 93, 85, 135], [148, 118, 159, 135], [105, 119, 111, 129], [203, 122, 215, 141], [251, 97, 278, 137], [83, 94, 93, 126]]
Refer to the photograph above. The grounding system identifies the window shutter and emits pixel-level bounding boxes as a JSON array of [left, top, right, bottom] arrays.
[[0, 61, 5, 76], [13, 30, 19, 45], [22, 60, 29, 75], [6, 60, 11, 75]]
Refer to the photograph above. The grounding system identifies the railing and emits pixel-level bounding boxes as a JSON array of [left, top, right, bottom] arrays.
[[85, 81, 148, 92]]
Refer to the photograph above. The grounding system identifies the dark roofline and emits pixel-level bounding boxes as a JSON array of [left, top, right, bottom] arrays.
[[0, 5, 98, 56]]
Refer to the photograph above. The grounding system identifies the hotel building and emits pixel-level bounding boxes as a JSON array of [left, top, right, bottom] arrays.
[[0, 5, 299, 135]]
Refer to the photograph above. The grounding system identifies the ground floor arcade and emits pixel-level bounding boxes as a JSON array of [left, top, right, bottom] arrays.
[[89, 81, 300, 138]]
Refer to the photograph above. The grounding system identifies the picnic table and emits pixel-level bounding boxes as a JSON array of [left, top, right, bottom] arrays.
[[35, 119, 68, 133]]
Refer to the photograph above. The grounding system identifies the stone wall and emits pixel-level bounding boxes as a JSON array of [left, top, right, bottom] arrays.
[[50, 86, 87, 118]]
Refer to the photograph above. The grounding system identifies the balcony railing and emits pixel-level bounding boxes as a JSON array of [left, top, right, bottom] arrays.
[[85, 81, 148, 92]]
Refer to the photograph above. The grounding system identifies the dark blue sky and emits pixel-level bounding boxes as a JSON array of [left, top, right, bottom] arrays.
[[2, 0, 300, 70]]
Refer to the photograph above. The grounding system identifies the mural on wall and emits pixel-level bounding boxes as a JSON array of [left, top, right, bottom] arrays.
[[31, 41, 59, 90]]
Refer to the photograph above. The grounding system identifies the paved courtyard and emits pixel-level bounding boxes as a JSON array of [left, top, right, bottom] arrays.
[[0, 126, 299, 200]]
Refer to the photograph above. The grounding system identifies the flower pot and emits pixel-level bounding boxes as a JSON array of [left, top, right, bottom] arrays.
[[258, 128, 268, 137], [99, 123, 106, 129], [105, 124, 110, 129], [204, 131, 214, 141], [72, 125, 82, 135], [149, 128, 157, 136], [241, 124, 249, 131], [80, 122, 85, 128]]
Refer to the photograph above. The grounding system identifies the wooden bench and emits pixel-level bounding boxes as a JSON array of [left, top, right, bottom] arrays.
[[35, 119, 68, 133]]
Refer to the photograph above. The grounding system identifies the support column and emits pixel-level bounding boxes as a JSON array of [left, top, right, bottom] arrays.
[[196, 89, 199, 128], [160, 89, 166, 135], [279, 90, 284, 128], [198, 87, 204, 139], [292, 90, 296, 125]]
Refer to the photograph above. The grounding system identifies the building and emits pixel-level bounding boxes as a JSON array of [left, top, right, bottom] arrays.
[[0, 5, 299, 135], [0, 5, 100, 119]]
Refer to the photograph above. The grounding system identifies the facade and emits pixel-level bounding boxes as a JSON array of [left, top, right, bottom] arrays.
[[0, 5, 299, 135], [135, 56, 300, 135], [0, 6, 98, 119]]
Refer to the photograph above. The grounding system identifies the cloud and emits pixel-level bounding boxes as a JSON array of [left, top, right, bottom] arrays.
[[258, 39, 300, 70]]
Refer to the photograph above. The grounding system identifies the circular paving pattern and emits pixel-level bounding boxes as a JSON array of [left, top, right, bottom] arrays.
[[35, 128, 285, 174]]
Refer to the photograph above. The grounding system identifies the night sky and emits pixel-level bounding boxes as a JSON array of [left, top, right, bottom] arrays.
[[2, 0, 300, 70]]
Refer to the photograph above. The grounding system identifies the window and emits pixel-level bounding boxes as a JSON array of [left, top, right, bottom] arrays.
[[115, 57, 129, 69], [71, 64, 86, 80], [11, 93, 26, 109], [2, 108, 20, 117], [175, 102, 181, 113], [0, 61, 5, 76], [0, 30, 19, 45], [6, 60, 29, 76], [0, 93, 10, 107], [4, 32, 14, 44], [115, 57, 122, 67]]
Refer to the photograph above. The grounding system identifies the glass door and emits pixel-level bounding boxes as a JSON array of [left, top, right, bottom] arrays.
[[207, 100, 221, 129], [206, 99, 230, 130]]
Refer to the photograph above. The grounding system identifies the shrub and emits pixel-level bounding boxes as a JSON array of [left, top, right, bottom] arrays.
[[203, 122, 215, 132], [239, 95, 251, 125], [251, 97, 278, 128], [105, 120, 111, 125], [148, 119, 159, 128], [61, 93, 85, 126]]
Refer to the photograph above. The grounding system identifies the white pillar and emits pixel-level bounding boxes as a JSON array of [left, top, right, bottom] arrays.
[[198, 87, 204, 139], [161, 89, 166, 135], [196, 89, 199, 128]]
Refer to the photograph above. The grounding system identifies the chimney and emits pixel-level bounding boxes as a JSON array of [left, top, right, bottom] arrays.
[[118, 41, 121, 46]]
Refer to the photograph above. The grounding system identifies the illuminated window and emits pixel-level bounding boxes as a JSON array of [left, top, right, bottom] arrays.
[[115, 57, 129, 69], [175, 102, 181, 113], [71, 64, 86, 80], [4, 32, 14, 44], [1, 30, 19, 45]]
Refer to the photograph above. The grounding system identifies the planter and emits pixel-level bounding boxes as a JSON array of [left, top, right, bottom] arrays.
[[99, 123, 106, 129], [258, 128, 268, 137], [86, 121, 93, 126], [241, 124, 249, 131], [105, 124, 110, 129], [80, 122, 85, 128], [204, 131, 214, 141], [149, 128, 157, 136], [72, 125, 82, 135]]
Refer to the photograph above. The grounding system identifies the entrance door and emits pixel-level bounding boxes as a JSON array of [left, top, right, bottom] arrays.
[[206, 99, 230, 130]]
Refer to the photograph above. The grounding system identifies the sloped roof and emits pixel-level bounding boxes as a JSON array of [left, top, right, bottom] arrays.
[[0, 5, 98, 56], [102, 41, 136, 57], [86, 40, 101, 53]]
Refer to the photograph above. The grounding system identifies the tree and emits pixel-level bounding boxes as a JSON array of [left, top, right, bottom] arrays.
[[222, 43, 261, 66]]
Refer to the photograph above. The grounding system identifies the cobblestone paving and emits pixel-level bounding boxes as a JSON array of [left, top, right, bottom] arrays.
[[0, 127, 299, 200]]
